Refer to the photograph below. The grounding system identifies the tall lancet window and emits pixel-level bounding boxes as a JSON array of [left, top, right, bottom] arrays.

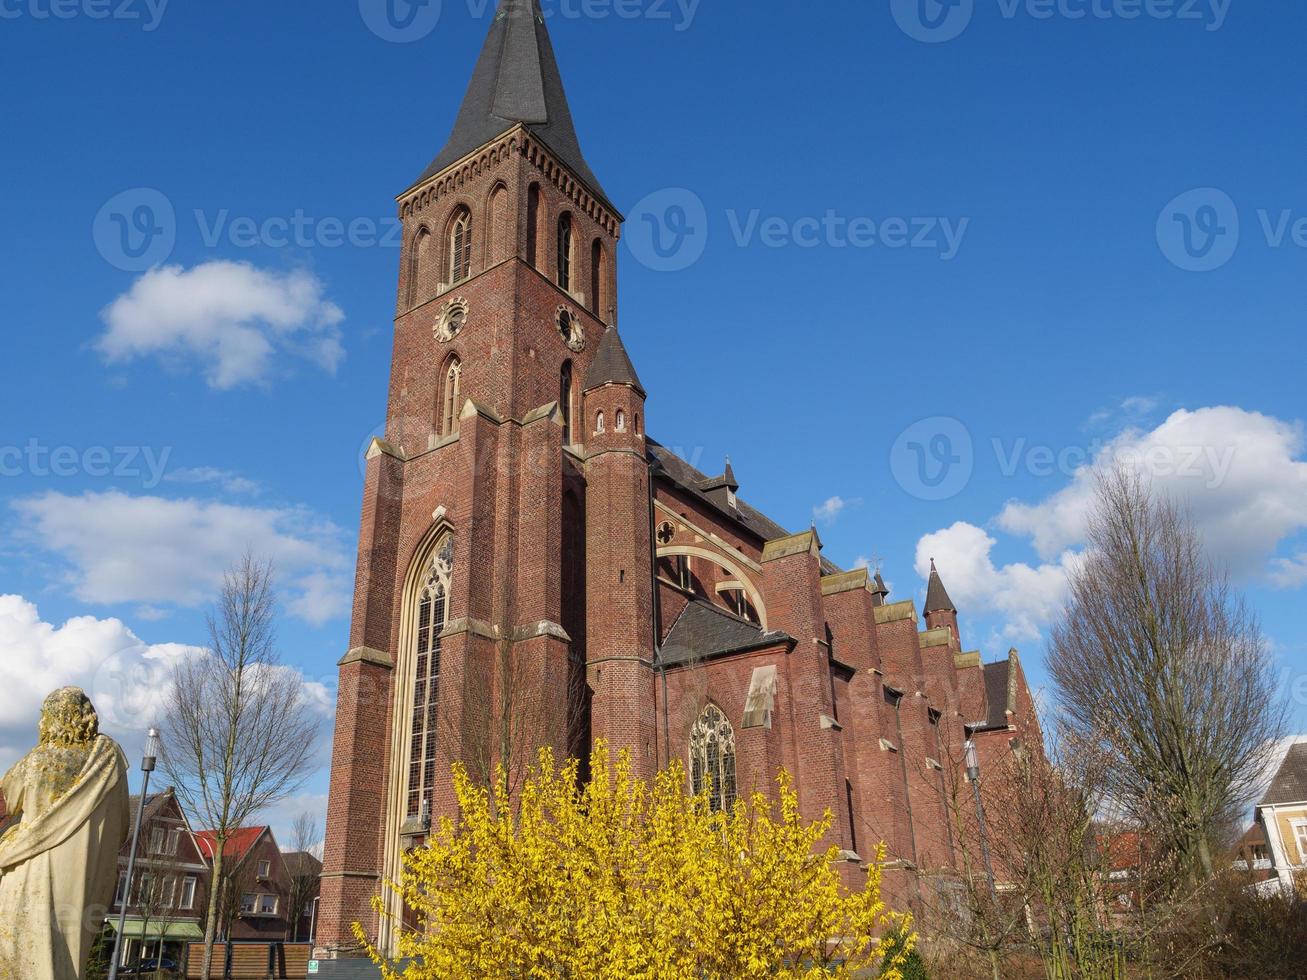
[[560, 360, 573, 445], [409, 537, 454, 820], [557, 213, 573, 292], [442, 356, 462, 436], [448, 208, 472, 285], [690, 705, 738, 812]]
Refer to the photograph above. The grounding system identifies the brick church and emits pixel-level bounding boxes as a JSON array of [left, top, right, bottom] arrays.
[[317, 0, 1042, 967]]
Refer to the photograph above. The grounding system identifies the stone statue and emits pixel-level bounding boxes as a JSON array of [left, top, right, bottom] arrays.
[[0, 688, 130, 980]]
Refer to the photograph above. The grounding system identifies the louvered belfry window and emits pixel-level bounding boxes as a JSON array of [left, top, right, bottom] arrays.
[[690, 705, 738, 812], [408, 537, 455, 819], [449, 209, 472, 285], [557, 213, 573, 291]]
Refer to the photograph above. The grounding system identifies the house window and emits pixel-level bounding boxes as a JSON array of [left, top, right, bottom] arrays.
[[136, 873, 154, 906], [179, 877, 197, 911], [442, 357, 462, 436], [448, 208, 472, 285], [1294, 821, 1307, 864], [560, 361, 574, 445], [690, 705, 738, 812], [115, 872, 129, 906], [259, 894, 278, 916], [163, 876, 177, 909], [241, 894, 258, 915], [257, 860, 271, 879], [408, 537, 455, 820], [151, 827, 166, 853], [168, 828, 181, 855], [557, 213, 573, 291]]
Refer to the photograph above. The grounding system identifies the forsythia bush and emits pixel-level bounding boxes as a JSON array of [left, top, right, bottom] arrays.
[[357, 744, 913, 979]]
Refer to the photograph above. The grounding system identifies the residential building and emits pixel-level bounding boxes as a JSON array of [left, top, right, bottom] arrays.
[[195, 827, 295, 942], [1255, 741, 1307, 893]]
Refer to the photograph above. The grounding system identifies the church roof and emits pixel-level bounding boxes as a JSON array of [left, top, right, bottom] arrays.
[[647, 440, 843, 576], [924, 560, 956, 614], [979, 658, 1012, 731], [583, 327, 644, 395], [660, 599, 792, 666], [412, 0, 611, 208], [1261, 743, 1307, 806]]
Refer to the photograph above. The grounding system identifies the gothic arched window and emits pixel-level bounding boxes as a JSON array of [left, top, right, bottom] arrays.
[[690, 705, 738, 812], [407, 227, 433, 308], [442, 356, 462, 436], [408, 536, 454, 820], [560, 360, 573, 445], [590, 238, 605, 317], [448, 208, 472, 286], [557, 213, 573, 292]]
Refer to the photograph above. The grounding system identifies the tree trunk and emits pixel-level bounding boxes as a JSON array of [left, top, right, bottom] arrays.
[[200, 847, 225, 980]]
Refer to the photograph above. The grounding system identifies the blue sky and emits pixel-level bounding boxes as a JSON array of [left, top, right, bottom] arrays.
[[2, 0, 1305, 835]]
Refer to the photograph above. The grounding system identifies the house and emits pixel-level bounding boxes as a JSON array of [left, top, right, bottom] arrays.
[[1232, 822, 1277, 885], [195, 827, 295, 942], [315, 0, 1046, 970], [107, 788, 209, 970], [1254, 741, 1307, 893]]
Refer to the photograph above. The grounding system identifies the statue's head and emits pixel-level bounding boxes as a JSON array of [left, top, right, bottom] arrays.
[[38, 687, 100, 747]]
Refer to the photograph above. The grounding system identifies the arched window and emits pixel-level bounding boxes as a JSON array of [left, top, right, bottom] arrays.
[[615, 410, 626, 433], [448, 208, 472, 286], [595, 411, 605, 435], [442, 357, 462, 436], [407, 227, 433, 308], [408, 536, 454, 820], [690, 705, 738, 812], [526, 184, 542, 269], [557, 213, 573, 292], [560, 360, 573, 445], [487, 184, 509, 265], [590, 239, 605, 317]]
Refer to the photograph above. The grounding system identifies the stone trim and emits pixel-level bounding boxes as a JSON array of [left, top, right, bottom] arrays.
[[954, 651, 982, 669], [585, 655, 656, 668], [511, 620, 571, 644], [761, 530, 820, 563], [460, 398, 504, 424], [338, 646, 394, 668], [441, 617, 499, 641], [919, 627, 952, 649], [426, 431, 461, 452], [365, 438, 404, 462], [653, 501, 763, 573], [819, 714, 843, 732], [521, 401, 563, 427], [821, 569, 871, 596], [874, 600, 918, 625]]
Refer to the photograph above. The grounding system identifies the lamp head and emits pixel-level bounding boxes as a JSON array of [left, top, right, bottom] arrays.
[[142, 728, 161, 772], [964, 739, 980, 780]]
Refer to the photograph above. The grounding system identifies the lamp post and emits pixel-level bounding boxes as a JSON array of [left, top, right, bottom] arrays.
[[965, 738, 999, 905], [108, 728, 160, 980]]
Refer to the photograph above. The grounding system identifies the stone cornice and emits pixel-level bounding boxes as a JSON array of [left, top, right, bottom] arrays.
[[762, 530, 821, 563], [338, 646, 394, 669], [874, 600, 918, 625], [821, 569, 871, 596]]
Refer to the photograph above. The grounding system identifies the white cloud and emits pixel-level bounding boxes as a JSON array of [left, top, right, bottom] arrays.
[[814, 496, 860, 527], [1270, 551, 1307, 589], [11, 490, 351, 626], [915, 522, 1082, 643], [98, 261, 345, 389], [0, 594, 201, 771], [165, 467, 261, 496], [999, 407, 1307, 578]]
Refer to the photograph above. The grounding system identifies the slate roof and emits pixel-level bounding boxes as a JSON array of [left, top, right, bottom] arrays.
[[412, 0, 611, 208], [979, 658, 1012, 731], [1261, 742, 1307, 806], [660, 599, 792, 666], [583, 327, 644, 395], [646, 440, 843, 576], [924, 561, 956, 614]]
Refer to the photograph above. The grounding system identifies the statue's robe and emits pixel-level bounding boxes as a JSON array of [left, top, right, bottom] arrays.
[[0, 735, 130, 980]]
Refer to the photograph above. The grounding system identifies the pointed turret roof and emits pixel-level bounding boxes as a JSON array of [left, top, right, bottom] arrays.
[[872, 572, 889, 597], [413, 0, 610, 207], [700, 457, 739, 493], [584, 327, 644, 395], [924, 559, 956, 614]]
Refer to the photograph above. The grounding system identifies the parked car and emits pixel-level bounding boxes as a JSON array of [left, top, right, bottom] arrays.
[[120, 957, 180, 977]]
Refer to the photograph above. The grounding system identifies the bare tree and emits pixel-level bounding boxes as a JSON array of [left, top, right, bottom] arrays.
[[161, 556, 320, 979], [286, 812, 323, 943], [1048, 470, 1285, 886]]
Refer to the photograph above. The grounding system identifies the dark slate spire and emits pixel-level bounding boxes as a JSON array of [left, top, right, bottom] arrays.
[[872, 572, 889, 598], [924, 559, 956, 614], [413, 0, 610, 206], [583, 327, 644, 395], [700, 457, 739, 493]]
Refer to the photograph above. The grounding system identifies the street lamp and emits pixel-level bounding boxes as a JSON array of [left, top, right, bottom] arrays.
[[108, 728, 161, 980], [965, 738, 999, 905]]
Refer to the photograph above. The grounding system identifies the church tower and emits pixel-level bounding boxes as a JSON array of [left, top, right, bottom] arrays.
[[316, 0, 653, 963]]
